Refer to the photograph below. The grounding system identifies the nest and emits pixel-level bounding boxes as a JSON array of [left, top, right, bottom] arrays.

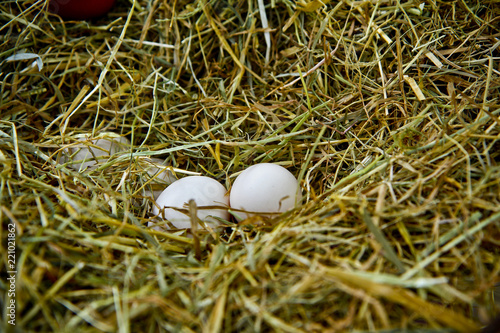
[[1, 0, 499, 332]]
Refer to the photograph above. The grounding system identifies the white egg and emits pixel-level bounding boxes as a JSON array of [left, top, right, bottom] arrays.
[[63, 134, 130, 171], [229, 163, 302, 221], [140, 158, 177, 200], [150, 176, 229, 230]]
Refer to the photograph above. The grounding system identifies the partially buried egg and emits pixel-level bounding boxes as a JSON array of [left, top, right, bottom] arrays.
[[229, 163, 302, 221], [140, 158, 177, 200], [150, 176, 229, 230], [62, 134, 130, 171]]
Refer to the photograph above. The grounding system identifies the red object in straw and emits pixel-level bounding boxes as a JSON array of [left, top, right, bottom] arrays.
[[48, 0, 116, 20]]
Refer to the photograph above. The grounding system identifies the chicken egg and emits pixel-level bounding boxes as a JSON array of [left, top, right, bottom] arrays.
[[150, 176, 229, 230], [140, 158, 177, 200], [229, 163, 302, 221], [62, 134, 130, 171]]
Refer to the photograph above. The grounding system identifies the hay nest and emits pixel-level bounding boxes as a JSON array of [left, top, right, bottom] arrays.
[[1, 0, 499, 332]]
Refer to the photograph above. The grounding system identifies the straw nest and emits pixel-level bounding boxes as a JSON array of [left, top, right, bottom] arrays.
[[1, 0, 499, 332]]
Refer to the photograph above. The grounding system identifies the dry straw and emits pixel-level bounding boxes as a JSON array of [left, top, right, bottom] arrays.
[[1, 0, 499, 332]]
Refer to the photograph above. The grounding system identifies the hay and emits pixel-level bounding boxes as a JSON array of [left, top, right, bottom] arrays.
[[1, 0, 499, 331]]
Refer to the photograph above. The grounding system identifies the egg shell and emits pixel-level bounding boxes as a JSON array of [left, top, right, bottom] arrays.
[[63, 135, 130, 171], [48, 0, 116, 20], [229, 163, 302, 221], [150, 176, 229, 230], [141, 158, 177, 200]]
